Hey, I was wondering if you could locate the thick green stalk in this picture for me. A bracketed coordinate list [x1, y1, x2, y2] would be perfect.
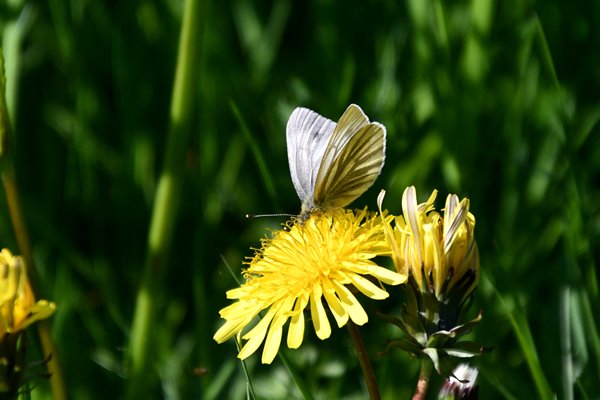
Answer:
[126, 0, 201, 396]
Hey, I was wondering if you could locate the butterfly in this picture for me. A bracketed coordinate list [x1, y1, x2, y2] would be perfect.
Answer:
[286, 104, 386, 219]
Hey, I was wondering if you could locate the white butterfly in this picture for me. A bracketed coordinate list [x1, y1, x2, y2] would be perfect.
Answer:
[286, 104, 387, 218]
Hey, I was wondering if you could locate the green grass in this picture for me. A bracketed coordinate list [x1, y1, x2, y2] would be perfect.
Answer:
[1, 0, 599, 398]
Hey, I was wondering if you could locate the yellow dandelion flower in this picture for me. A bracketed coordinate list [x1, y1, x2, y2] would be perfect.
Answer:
[379, 187, 478, 305]
[214, 209, 407, 364]
[400, 186, 478, 303]
[377, 187, 485, 374]
[0, 249, 56, 334]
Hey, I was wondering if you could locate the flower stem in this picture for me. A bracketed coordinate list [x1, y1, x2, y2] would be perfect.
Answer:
[126, 0, 201, 397]
[1, 49, 67, 400]
[347, 321, 380, 400]
[412, 358, 433, 400]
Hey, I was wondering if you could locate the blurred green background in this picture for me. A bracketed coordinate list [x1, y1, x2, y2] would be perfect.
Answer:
[1, 0, 599, 398]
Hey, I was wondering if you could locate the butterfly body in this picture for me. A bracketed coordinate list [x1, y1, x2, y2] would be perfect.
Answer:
[286, 104, 386, 220]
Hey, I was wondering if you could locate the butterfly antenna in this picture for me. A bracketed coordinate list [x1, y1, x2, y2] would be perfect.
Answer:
[246, 213, 294, 219]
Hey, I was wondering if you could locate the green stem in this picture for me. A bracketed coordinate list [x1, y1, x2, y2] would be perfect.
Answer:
[347, 321, 380, 400]
[126, 0, 201, 397]
[1, 49, 67, 400]
[278, 351, 315, 400]
[559, 284, 573, 400]
[412, 358, 432, 400]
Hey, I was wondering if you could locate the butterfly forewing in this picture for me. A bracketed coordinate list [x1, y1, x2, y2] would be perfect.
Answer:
[313, 108, 386, 210]
[314, 105, 369, 182]
[286, 107, 337, 207]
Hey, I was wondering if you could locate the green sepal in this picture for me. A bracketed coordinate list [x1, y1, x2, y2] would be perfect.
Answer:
[447, 311, 483, 337]
[381, 338, 423, 357]
[427, 311, 483, 348]
[444, 341, 493, 358]
[427, 330, 456, 348]
[376, 310, 407, 332]
[400, 305, 428, 346]
[423, 348, 440, 372]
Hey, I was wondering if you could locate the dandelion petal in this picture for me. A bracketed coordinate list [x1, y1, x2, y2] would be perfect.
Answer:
[238, 329, 268, 361]
[287, 310, 305, 349]
[349, 274, 390, 300]
[262, 324, 283, 364]
[310, 288, 331, 340]
[333, 281, 368, 325]
[237, 309, 276, 360]
[323, 281, 349, 327]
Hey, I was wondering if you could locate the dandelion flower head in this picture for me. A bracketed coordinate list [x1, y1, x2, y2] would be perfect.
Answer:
[379, 186, 479, 312]
[0, 249, 56, 334]
[214, 209, 407, 364]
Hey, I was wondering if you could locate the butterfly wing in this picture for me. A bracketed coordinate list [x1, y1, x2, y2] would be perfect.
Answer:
[313, 104, 386, 210]
[286, 107, 337, 208]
